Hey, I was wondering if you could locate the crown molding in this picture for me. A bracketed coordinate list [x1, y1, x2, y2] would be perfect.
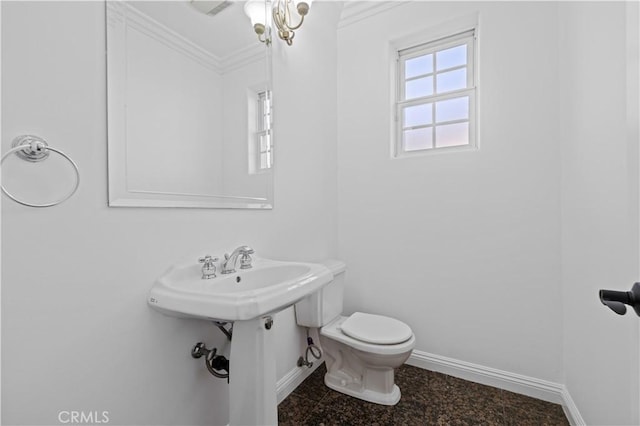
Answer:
[222, 43, 267, 74]
[339, 1, 409, 29]
[108, 2, 223, 73]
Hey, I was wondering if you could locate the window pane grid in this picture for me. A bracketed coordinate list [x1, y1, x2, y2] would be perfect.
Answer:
[400, 111, 470, 131]
[405, 72, 434, 82]
[400, 43, 469, 100]
[405, 49, 468, 99]
[256, 90, 273, 171]
[435, 118, 469, 127]
[395, 28, 475, 156]
[401, 63, 469, 100]
[400, 124, 470, 151]
[399, 85, 473, 103]
[402, 100, 470, 130]
[403, 65, 465, 85]
[434, 64, 466, 74]
[403, 124, 432, 130]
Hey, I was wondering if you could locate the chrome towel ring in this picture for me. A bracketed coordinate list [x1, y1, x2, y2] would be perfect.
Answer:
[1, 135, 80, 208]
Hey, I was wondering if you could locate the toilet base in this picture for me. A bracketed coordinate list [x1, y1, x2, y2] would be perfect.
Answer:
[324, 371, 401, 405]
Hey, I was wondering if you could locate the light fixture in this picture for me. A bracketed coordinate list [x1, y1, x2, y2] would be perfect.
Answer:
[244, 0, 313, 46]
[244, 0, 269, 44]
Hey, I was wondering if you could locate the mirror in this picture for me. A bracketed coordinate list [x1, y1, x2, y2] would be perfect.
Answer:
[106, 0, 273, 209]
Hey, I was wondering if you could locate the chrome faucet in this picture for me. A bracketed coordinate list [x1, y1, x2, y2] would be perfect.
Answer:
[221, 246, 254, 274]
[198, 255, 218, 279]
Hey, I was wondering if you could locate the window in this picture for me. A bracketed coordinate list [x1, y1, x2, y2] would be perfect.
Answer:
[249, 89, 272, 174]
[395, 29, 476, 156]
[256, 90, 273, 170]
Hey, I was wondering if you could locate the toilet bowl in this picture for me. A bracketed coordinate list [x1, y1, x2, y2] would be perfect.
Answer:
[295, 260, 415, 405]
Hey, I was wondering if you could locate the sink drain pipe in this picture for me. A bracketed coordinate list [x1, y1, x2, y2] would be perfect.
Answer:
[190, 323, 233, 381]
[191, 342, 230, 381]
[297, 328, 322, 368]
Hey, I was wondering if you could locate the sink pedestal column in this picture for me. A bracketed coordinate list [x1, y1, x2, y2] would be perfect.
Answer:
[229, 317, 277, 426]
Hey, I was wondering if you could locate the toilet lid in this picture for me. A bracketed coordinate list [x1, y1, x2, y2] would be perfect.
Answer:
[340, 312, 413, 345]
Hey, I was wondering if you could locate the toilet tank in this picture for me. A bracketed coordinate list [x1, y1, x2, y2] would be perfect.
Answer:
[295, 259, 346, 328]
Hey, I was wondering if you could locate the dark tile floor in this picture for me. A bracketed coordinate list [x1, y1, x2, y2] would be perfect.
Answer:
[278, 363, 569, 425]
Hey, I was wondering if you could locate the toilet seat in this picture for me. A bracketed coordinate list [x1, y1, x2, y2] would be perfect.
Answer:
[321, 315, 415, 356]
[341, 312, 413, 345]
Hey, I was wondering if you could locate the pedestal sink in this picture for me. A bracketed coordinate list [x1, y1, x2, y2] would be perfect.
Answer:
[148, 256, 333, 426]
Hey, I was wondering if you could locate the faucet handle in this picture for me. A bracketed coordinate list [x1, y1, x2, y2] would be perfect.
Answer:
[239, 252, 253, 269]
[199, 255, 218, 264]
[199, 255, 219, 279]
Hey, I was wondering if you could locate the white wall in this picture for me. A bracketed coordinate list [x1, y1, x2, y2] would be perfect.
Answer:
[337, 1, 563, 382]
[0, 1, 339, 425]
[123, 13, 224, 195]
[559, 2, 640, 424]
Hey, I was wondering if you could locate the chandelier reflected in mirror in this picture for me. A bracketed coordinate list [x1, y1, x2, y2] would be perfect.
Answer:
[244, 0, 313, 46]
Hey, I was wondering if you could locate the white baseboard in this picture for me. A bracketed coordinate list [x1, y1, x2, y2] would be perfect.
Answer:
[276, 357, 324, 404]
[407, 350, 585, 426]
[560, 386, 587, 426]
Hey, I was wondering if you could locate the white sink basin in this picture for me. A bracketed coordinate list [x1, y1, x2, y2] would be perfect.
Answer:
[148, 257, 333, 321]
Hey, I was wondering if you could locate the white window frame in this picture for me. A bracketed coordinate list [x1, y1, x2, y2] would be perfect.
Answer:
[256, 90, 273, 171]
[249, 89, 273, 174]
[393, 28, 477, 157]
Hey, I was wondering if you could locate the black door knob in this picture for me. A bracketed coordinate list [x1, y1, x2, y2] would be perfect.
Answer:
[599, 283, 640, 317]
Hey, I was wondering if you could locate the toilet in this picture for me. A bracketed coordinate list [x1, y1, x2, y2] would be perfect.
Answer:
[295, 260, 415, 406]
